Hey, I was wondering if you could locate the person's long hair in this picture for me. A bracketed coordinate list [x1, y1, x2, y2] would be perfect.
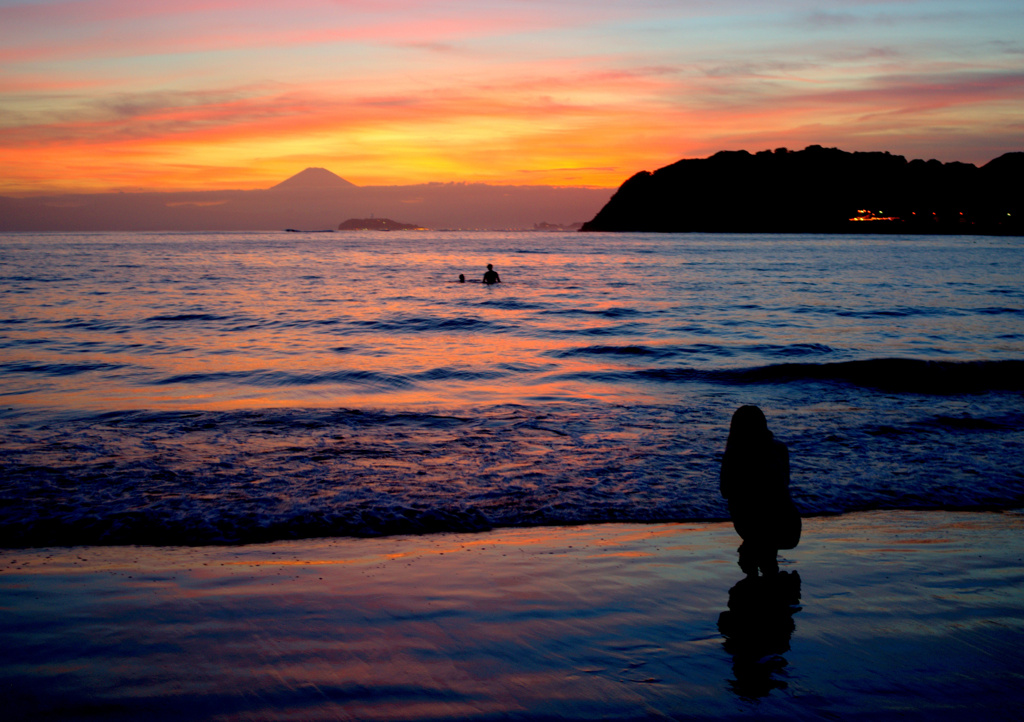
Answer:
[722, 405, 776, 502]
[724, 405, 773, 460]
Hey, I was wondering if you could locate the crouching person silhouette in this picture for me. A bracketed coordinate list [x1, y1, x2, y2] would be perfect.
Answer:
[720, 405, 801, 576]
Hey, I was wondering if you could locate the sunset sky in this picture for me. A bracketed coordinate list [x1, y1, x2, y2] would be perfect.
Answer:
[1, 0, 1022, 194]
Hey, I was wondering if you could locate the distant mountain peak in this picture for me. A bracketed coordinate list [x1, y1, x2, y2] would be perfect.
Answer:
[269, 167, 356, 190]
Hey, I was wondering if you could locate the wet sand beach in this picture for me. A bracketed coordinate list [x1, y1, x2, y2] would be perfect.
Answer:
[3, 510, 1023, 721]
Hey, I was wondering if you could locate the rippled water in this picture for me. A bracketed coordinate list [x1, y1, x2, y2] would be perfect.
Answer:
[2, 231, 1022, 546]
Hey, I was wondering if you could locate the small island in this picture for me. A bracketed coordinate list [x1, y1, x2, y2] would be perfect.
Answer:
[337, 218, 427, 231]
[580, 145, 1023, 235]
[534, 221, 584, 231]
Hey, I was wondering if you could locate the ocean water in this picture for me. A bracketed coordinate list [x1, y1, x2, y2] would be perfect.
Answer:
[1, 231, 1022, 547]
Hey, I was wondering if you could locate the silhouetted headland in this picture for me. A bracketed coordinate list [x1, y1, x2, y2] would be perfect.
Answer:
[580, 145, 1023, 235]
[337, 218, 426, 231]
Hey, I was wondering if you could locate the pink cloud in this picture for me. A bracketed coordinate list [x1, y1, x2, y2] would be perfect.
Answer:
[0, 1, 597, 65]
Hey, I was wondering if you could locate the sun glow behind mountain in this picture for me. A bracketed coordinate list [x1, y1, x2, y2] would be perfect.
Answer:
[1, 0, 1022, 195]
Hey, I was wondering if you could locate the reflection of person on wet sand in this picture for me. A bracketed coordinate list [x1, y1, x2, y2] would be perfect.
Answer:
[718, 571, 802, 698]
[483, 264, 501, 284]
[720, 405, 801, 576]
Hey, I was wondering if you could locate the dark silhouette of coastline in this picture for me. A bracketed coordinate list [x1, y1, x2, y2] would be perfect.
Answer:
[580, 145, 1023, 235]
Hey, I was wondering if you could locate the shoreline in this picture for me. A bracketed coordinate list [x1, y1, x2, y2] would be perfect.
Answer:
[3, 509, 1024, 720]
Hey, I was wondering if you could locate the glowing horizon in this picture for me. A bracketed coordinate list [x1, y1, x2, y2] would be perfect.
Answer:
[1, 0, 1022, 195]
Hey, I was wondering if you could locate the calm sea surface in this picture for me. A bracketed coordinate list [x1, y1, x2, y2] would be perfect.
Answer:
[2, 231, 1022, 546]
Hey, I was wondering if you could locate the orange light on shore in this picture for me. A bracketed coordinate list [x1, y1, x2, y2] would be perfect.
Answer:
[849, 209, 900, 222]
